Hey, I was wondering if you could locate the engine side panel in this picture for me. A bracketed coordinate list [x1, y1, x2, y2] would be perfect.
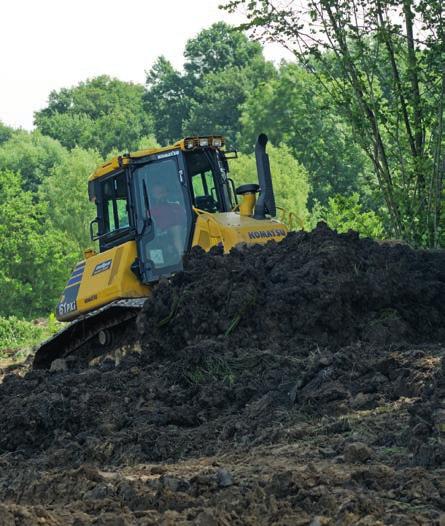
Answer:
[57, 240, 150, 321]
[192, 212, 288, 252]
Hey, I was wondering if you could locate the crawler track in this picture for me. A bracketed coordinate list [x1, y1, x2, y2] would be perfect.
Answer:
[33, 299, 146, 369]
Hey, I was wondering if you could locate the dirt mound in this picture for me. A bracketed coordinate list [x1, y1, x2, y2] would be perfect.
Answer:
[0, 224, 444, 524]
[137, 222, 445, 352]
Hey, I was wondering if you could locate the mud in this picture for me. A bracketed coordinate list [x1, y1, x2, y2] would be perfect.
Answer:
[0, 224, 444, 524]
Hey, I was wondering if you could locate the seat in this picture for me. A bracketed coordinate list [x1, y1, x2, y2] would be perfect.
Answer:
[195, 195, 218, 212]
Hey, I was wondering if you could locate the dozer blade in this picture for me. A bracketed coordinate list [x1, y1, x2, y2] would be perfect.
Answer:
[33, 298, 146, 370]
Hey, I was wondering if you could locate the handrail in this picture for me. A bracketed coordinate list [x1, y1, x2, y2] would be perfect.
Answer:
[276, 206, 304, 230]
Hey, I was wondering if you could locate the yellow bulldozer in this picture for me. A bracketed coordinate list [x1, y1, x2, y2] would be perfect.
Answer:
[34, 134, 288, 369]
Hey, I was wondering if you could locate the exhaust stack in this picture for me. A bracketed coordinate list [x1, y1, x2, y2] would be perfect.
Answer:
[254, 133, 276, 220]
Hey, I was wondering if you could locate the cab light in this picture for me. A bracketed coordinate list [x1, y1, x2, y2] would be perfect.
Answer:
[185, 139, 195, 149]
[213, 138, 222, 147]
[199, 137, 209, 147]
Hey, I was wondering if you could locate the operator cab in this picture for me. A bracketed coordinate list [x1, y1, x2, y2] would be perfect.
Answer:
[88, 136, 236, 284]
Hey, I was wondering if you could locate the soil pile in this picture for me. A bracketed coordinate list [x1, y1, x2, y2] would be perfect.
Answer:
[0, 224, 444, 525]
[139, 222, 445, 351]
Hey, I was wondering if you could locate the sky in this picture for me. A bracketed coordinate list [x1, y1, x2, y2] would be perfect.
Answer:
[0, 0, 291, 130]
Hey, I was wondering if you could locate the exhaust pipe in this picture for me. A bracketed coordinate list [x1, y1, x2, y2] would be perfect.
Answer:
[254, 133, 276, 219]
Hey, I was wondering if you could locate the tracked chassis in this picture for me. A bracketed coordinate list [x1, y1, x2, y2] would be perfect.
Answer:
[33, 299, 146, 370]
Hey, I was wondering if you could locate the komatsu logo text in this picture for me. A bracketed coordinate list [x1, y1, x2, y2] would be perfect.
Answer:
[248, 229, 286, 240]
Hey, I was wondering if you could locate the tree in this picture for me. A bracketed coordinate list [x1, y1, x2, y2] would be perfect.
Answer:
[0, 170, 79, 317]
[136, 134, 161, 151]
[144, 57, 191, 145]
[238, 62, 370, 204]
[0, 130, 68, 193]
[229, 143, 310, 226]
[39, 147, 102, 250]
[34, 76, 153, 156]
[184, 58, 275, 146]
[183, 21, 263, 78]
[0, 122, 13, 145]
[224, 0, 445, 247]
[145, 23, 272, 146]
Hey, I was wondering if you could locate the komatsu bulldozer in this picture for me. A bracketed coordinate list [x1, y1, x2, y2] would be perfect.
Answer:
[33, 134, 288, 369]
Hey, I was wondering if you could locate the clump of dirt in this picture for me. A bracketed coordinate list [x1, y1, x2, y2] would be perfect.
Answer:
[0, 224, 444, 525]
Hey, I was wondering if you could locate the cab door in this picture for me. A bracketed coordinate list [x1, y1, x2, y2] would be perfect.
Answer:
[131, 153, 193, 283]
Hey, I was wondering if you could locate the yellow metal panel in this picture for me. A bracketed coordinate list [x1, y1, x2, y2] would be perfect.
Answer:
[192, 211, 288, 253]
[129, 142, 184, 159]
[89, 157, 130, 181]
[57, 240, 150, 321]
[108, 246, 124, 285]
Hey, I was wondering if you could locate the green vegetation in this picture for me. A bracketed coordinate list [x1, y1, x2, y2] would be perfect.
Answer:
[184, 355, 235, 386]
[310, 194, 385, 239]
[238, 63, 369, 205]
[0, 315, 61, 359]
[224, 1, 445, 247]
[144, 22, 272, 147]
[0, 130, 67, 192]
[39, 147, 102, 250]
[34, 76, 153, 157]
[0, 15, 442, 329]
[0, 170, 79, 318]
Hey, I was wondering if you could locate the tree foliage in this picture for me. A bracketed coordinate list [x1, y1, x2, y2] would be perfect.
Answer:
[238, 63, 369, 204]
[34, 76, 153, 156]
[0, 170, 78, 317]
[0, 122, 13, 145]
[224, 0, 445, 247]
[184, 58, 275, 145]
[0, 130, 67, 193]
[145, 57, 190, 145]
[310, 193, 384, 238]
[39, 147, 102, 250]
[183, 21, 263, 78]
[144, 22, 272, 146]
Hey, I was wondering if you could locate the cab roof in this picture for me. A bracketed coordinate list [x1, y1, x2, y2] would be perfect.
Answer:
[88, 136, 225, 182]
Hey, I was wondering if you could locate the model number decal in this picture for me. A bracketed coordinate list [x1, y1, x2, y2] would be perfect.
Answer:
[248, 229, 287, 240]
[58, 300, 77, 316]
[92, 259, 112, 275]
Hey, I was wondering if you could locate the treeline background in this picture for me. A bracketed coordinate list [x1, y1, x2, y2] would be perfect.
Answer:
[0, 20, 442, 332]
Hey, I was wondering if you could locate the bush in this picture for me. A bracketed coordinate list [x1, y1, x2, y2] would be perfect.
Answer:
[0, 315, 61, 356]
[309, 193, 385, 239]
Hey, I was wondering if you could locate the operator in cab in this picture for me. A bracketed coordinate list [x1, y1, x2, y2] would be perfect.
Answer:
[147, 177, 187, 268]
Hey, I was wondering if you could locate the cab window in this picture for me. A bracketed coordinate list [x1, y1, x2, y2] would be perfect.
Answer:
[186, 150, 221, 213]
[102, 172, 129, 233]
[191, 170, 219, 212]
